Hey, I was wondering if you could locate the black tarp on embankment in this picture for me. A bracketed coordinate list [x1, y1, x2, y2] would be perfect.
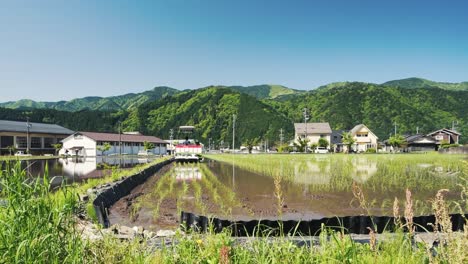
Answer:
[181, 211, 468, 236]
[93, 159, 173, 227]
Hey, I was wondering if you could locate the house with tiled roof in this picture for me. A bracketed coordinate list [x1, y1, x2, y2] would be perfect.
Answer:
[294, 123, 332, 148]
[60, 131, 168, 157]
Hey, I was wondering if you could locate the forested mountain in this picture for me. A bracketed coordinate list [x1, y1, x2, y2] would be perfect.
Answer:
[226, 84, 303, 99]
[383, 78, 468, 91]
[0, 108, 126, 132]
[1, 79, 467, 145]
[0, 86, 179, 111]
[122, 87, 294, 147]
[266, 82, 468, 141]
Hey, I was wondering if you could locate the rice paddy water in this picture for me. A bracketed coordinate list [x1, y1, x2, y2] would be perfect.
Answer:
[109, 153, 468, 230]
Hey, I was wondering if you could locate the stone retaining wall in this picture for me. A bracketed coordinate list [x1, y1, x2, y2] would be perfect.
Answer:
[93, 159, 173, 227]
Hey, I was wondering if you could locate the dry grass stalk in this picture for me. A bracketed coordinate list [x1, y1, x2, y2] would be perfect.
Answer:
[404, 189, 414, 236]
[352, 181, 367, 212]
[432, 189, 451, 234]
[393, 197, 401, 227]
[273, 175, 284, 217]
[219, 245, 231, 264]
[367, 227, 377, 251]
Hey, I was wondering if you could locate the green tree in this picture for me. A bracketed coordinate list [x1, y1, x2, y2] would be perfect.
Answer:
[318, 138, 329, 148]
[388, 134, 406, 152]
[243, 137, 259, 154]
[97, 142, 112, 156]
[294, 137, 309, 153]
[144, 141, 155, 151]
[52, 143, 62, 156]
[6, 145, 16, 156]
[310, 143, 318, 152]
[342, 132, 355, 153]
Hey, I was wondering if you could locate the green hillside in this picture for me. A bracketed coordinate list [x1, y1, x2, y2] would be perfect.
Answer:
[0, 86, 179, 111]
[122, 87, 294, 147]
[383, 77, 468, 91]
[267, 82, 468, 141]
[1, 81, 466, 145]
[226, 84, 304, 99]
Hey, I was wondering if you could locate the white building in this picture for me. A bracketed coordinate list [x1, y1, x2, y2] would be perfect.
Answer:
[60, 131, 168, 157]
[348, 124, 379, 152]
[294, 123, 332, 148]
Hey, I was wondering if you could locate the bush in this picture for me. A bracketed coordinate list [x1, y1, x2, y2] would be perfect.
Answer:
[366, 148, 377, 153]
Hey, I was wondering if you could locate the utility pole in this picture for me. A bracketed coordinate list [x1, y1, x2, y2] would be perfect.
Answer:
[169, 128, 174, 155]
[118, 121, 122, 156]
[303, 108, 310, 153]
[232, 114, 236, 152]
[394, 121, 397, 136]
[452, 120, 458, 131]
[416, 126, 419, 134]
[26, 117, 31, 154]
[208, 138, 212, 152]
[279, 128, 284, 146]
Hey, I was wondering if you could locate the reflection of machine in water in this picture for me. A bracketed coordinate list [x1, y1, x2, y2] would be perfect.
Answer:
[174, 166, 202, 181]
[174, 126, 204, 163]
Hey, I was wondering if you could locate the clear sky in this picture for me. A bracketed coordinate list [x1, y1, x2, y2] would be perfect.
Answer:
[1, 0, 467, 101]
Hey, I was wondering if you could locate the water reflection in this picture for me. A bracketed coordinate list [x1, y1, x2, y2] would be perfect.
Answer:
[173, 166, 202, 181]
[0, 157, 156, 187]
[293, 158, 331, 185]
[350, 157, 378, 183]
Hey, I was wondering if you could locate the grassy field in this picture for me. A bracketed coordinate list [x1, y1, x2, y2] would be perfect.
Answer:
[1, 156, 467, 263]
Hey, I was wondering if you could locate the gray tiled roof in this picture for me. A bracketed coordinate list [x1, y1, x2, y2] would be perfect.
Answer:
[294, 123, 332, 134]
[0, 120, 74, 135]
[78, 131, 168, 144]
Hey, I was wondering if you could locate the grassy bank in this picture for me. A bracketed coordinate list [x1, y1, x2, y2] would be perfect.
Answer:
[1, 159, 467, 263]
[0, 155, 59, 161]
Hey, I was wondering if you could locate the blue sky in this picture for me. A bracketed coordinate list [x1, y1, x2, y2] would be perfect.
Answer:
[1, 0, 467, 101]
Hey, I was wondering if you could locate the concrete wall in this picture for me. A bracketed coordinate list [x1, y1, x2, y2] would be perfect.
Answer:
[438, 146, 468, 154]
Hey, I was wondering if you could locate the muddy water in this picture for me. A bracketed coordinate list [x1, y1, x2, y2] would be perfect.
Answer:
[108, 157, 465, 231]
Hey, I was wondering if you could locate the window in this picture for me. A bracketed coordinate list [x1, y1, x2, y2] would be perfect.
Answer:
[31, 137, 41, 148]
[320, 134, 325, 138]
[44, 138, 55, 148]
[16, 137, 27, 148]
[1, 136, 14, 148]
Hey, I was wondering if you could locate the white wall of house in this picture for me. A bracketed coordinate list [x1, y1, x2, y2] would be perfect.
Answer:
[61, 134, 167, 156]
[294, 133, 332, 148]
[60, 135, 97, 157]
[351, 126, 378, 152]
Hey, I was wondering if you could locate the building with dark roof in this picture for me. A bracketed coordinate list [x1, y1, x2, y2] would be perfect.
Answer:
[60, 131, 168, 157]
[403, 134, 437, 152]
[0, 119, 74, 155]
[427, 128, 461, 145]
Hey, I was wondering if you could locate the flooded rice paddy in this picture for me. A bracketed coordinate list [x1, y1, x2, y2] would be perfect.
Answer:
[109, 154, 468, 231]
[0, 156, 157, 188]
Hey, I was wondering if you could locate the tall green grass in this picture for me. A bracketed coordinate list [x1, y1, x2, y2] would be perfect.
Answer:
[0, 161, 84, 263]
